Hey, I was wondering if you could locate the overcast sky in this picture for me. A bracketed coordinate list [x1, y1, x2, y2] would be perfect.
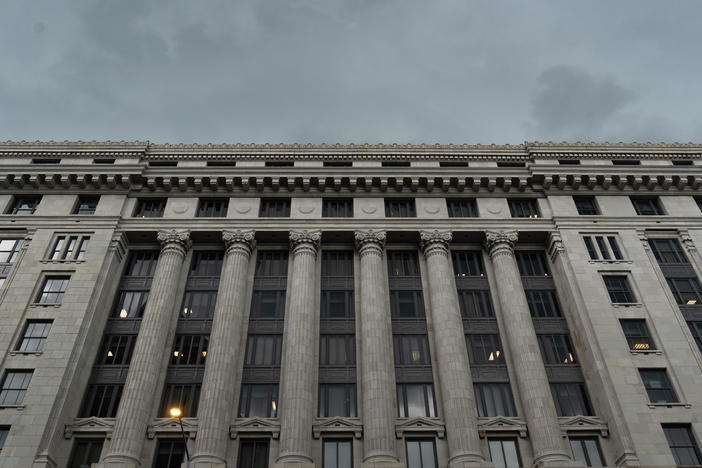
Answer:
[1, 1, 700, 144]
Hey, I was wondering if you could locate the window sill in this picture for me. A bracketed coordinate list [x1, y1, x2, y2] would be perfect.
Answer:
[630, 350, 662, 355]
[0, 405, 25, 411]
[29, 303, 61, 308]
[39, 260, 85, 264]
[648, 402, 691, 409]
[612, 303, 643, 308]
[9, 351, 43, 356]
[588, 260, 632, 264]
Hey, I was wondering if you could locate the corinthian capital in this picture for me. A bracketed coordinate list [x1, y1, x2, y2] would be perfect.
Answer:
[157, 230, 192, 252]
[420, 230, 452, 256]
[289, 230, 321, 253]
[484, 230, 518, 254]
[223, 230, 256, 254]
[354, 230, 386, 251]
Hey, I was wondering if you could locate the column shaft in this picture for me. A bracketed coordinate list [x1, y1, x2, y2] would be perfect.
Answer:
[420, 231, 485, 468]
[355, 231, 400, 467]
[191, 231, 255, 468]
[102, 230, 191, 468]
[485, 231, 570, 467]
[276, 231, 321, 467]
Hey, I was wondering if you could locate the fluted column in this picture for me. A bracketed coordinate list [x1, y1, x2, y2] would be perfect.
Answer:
[100, 230, 191, 468]
[484, 231, 571, 468]
[191, 230, 256, 468]
[355, 231, 402, 468]
[420, 231, 486, 468]
[275, 230, 321, 468]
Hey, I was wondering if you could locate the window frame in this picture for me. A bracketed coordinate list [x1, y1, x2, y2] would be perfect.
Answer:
[446, 198, 478, 218]
[487, 437, 522, 468]
[639, 369, 679, 404]
[79, 383, 124, 417]
[602, 275, 637, 304]
[620, 319, 656, 351]
[7, 195, 42, 215]
[466, 334, 504, 365]
[239, 384, 279, 418]
[35, 275, 71, 304]
[196, 198, 229, 217]
[508, 198, 540, 218]
[631, 196, 664, 215]
[73, 196, 100, 215]
[569, 436, 606, 467]
[15, 320, 53, 353]
[384, 198, 417, 218]
[237, 439, 270, 468]
[474, 383, 517, 417]
[0, 370, 33, 406]
[259, 198, 291, 217]
[574, 196, 600, 215]
[323, 439, 353, 468]
[152, 438, 185, 468]
[662, 424, 702, 466]
[47, 234, 91, 261]
[133, 198, 166, 218]
[322, 198, 354, 218]
[405, 438, 438, 468]
[67, 437, 104, 468]
[583, 235, 624, 261]
[550, 382, 594, 417]
[318, 383, 357, 418]
[396, 383, 437, 418]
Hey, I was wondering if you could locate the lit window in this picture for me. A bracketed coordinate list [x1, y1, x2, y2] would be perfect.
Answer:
[666, 277, 702, 305]
[160, 383, 201, 417]
[467, 334, 504, 365]
[538, 334, 576, 364]
[620, 320, 655, 351]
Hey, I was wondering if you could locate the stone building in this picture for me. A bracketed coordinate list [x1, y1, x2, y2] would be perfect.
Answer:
[0, 141, 702, 468]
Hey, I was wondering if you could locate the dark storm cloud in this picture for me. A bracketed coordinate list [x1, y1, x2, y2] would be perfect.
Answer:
[0, 0, 700, 143]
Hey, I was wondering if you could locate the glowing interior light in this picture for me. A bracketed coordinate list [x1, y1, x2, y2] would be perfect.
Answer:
[107, 351, 113, 357]
[488, 352, 495, 361]
[271, 401, 277, 411]
[201, 351, 207, 357]
[495, 350, 501, 358]
[634, 343, 650, 350]
[173, 351, 180, 357]
[119, 309, 128, 318]
[411, 351, 421, 361]
[687, 299, 697, 305]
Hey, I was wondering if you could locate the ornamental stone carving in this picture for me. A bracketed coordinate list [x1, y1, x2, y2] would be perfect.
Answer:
[223, 230, 256, 254]
[354, 230, 386, 253]
[484, 230, 518, 256]
[420, 230, 452, 257]
[289, 230, 321, 253]
[157, 230, 191, 253]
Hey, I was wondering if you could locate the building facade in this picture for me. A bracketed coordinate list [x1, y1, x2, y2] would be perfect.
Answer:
[0, 141, 701, 468]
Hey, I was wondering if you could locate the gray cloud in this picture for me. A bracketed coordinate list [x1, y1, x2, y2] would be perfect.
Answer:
[0, 0, 700, 143]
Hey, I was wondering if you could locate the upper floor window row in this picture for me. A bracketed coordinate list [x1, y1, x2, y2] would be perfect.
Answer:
[7, 196, 42, 215]
[583, 235, 623, 261]
[74, 196, 99, 215]
[508, 199, 539, 218]
[648, 238, 688, 264]
[574, 196, 599, 215]
[631, 196, 664, 215]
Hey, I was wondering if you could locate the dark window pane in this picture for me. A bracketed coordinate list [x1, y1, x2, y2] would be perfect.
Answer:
[508, 199, 539, 218]
[631, 196, 663, 215]
[196, 198, 228, 217]
[385, 199, 416, 217]
[603, 276, 635, 303]
[68, 438, 104, 468]
[36, 276, 70, 304]
[394, 335, 431, 365]
[525, 290, 561, 317]
[320, 335, 355, 365]
[245, 335, 282, 366]
[321, 291, 354, 318]
[80, 384, 123, 417]
[190, 251, 224, 276]
[8, 196, 42, 214]
[172, 335, 209, 365]
[452, 251, 485, 276]
[239, 384, 278, 418]
[238, 440, 270, 468]
[133, 198, 166, 218]
[583, 237, 598, 260]
[640, 369, 678, 403]
[111, 290, 149, 319]
[255, 251, 288, 276]
[390, 290, 425, 318]
[688, 321, 702, 354]
[322, 251, 354, 276]
[515, 251, 550, 276]
[181, 291, 219, 319]
[323, 199, 354, 217]
[570, 437, 605, 467]
[16, 320, 52, 352]
[406, 440, 437, 468]
[663, 425, 702, 466]
[620, 320, 655, 351]
[388, 251, 421, 277]
[259, 199, 291, 217]
[96, 334, 137, 365]
[550, 383, 593, 416]
[456, 290, 494, 318]
[648, 239, 688, 264]
[666, 277, 702, 305]
[251, 290, 286, 318]
[467, 334, 504, 365]
[574, 197, 599, 215]
[160, 383, 201, 417]
[74, 196, 99, 215]
[537, 334, 576, 364]
[488, 438, 521, 468]
[319, 384, 356, 417]
[153, 439, 185, 468]
[446, 199, 478, 217]
[397, 384, 436, 418]
[474, 383, 517, 417]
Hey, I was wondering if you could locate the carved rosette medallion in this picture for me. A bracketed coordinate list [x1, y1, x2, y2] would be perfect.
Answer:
[484, 230, 518, 258]
[223, 230, 256, 257]
[289, 230, 321, 256]
[354, 230, 386, 256]
[157, 230, 192, 255]
[420, 230, 452, 257]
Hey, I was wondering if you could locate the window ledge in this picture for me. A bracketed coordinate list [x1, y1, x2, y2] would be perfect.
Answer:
[147, 417, 198, 439]
[0, 405, 25, 411]
[478, 416, 528, 438]
[9, 351, 43, 356]
[313, 417, 362, 439]
[29, 303, 61, 308]
[395, 417, 446, 439]
[231, 417, 280, 439]
[648, 402, 691, 409]
[630, 350, 662, 355]
[612, 303, 643, 308]
[588, 260, 632, 264]
[65, 417, 115, 438]
[39, 260, 85, 264]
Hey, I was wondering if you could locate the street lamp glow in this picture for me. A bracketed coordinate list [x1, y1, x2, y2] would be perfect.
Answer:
[169, 407, 182, 418]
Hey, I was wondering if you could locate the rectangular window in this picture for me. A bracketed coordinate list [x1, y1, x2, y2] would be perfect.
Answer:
[620, 320, 655, 351]
[96, 334, 137, 365]
[388, 251, 421, 277]
[181, 291, 218, 319]
[474, 383, 517, 417]
[265, 161, 294, 167]
[0, 426, 7, 452]
[640, 369, 678, 403]
[569, 437, 605, 467]
[93, 158, 115, 164]
[206, 160, 236, 167]
[323, 161, 352, 167]
[49, 235, 90, 261]
[558, 159, 580, 165]
[689, 321, 702, 354]
[452, 251, 485, 276]
[390, 290, 425, 318]
[446, 198, 478, 217]
[172, 335, 209, 365]
[111, 290, 149, 319]
[8, 196, 41, 214]
[397, 383, 436, 418]
[550, 383, 593, 416]
[673, 160, 693, 166]
[696, 196, 702, 213]
[394, 335, 431, 365]
[36, 276, 70, 304]
[133, 198, 166, 218]
[245, 335, 282, 366]
[663, 424, 702, 466]
[191, 251, 224, 277]
[467, 334, 504, 365]
[153, 439, 185, 468]
[385, 199, 416, 217]
[74, 196, 99, 215]
[497, 161, 525, 168]
[525, 290, 562, 317]
[456, 290, 494, 317]
[648, 238, 688, 264]
[160, 383, 201, 417]
[406, 439, 437, 468]
[16, 320, 52, 352]
[631, 196, 664, 215]
[259, 198, 291, 217]
[439, 161, 468, 167]
[508, 199, 539, 218]
[67, 438, 104, 468]
[538, 335, 576, 364]
[319, 384, 357, 417]
[320, 290, 354, 318]
[255, 251, 288, 276]
[0, 370, 32, 406]
[237, 439, 269, 468]
[666, 277, 702, 305]
[80, 384, 123, 417]
[583, 235, 623, 261]
[148, 161, 178, 167]
[574, 196, 599, 215]
[382, 161, 410, 167]
[322, 250, 353, 277]
[488, 438, 522, 468]
[125, 251, 159, 277]
[239, 384, 278, 417]
[197, 198, 228, 217]
[250, 290, 286, 318]
[515, 251, 550, 276]
[32, 158, 61, 164]
[0, 239, 23, 264]
[323, 439, 353, 468]
[603, 275, 636, 303]
[320, 335, 355, 365]
[612, 159, 640, 165]
[323, 199, 353, 217]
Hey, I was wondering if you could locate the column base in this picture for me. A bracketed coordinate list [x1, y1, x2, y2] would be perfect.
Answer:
[273, 462, 315, 468]
[360, 462, 405, 468]
[186, 461, 227, 468]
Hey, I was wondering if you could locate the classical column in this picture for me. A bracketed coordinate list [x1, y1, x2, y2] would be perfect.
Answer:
[275, 230, 321, 467]
[100, 230, 191, 468]
[191, 230, 256, 468]
[355, 231, 402, 468]
[420, 230, 486, 468]
[484, 231, 571, 468]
